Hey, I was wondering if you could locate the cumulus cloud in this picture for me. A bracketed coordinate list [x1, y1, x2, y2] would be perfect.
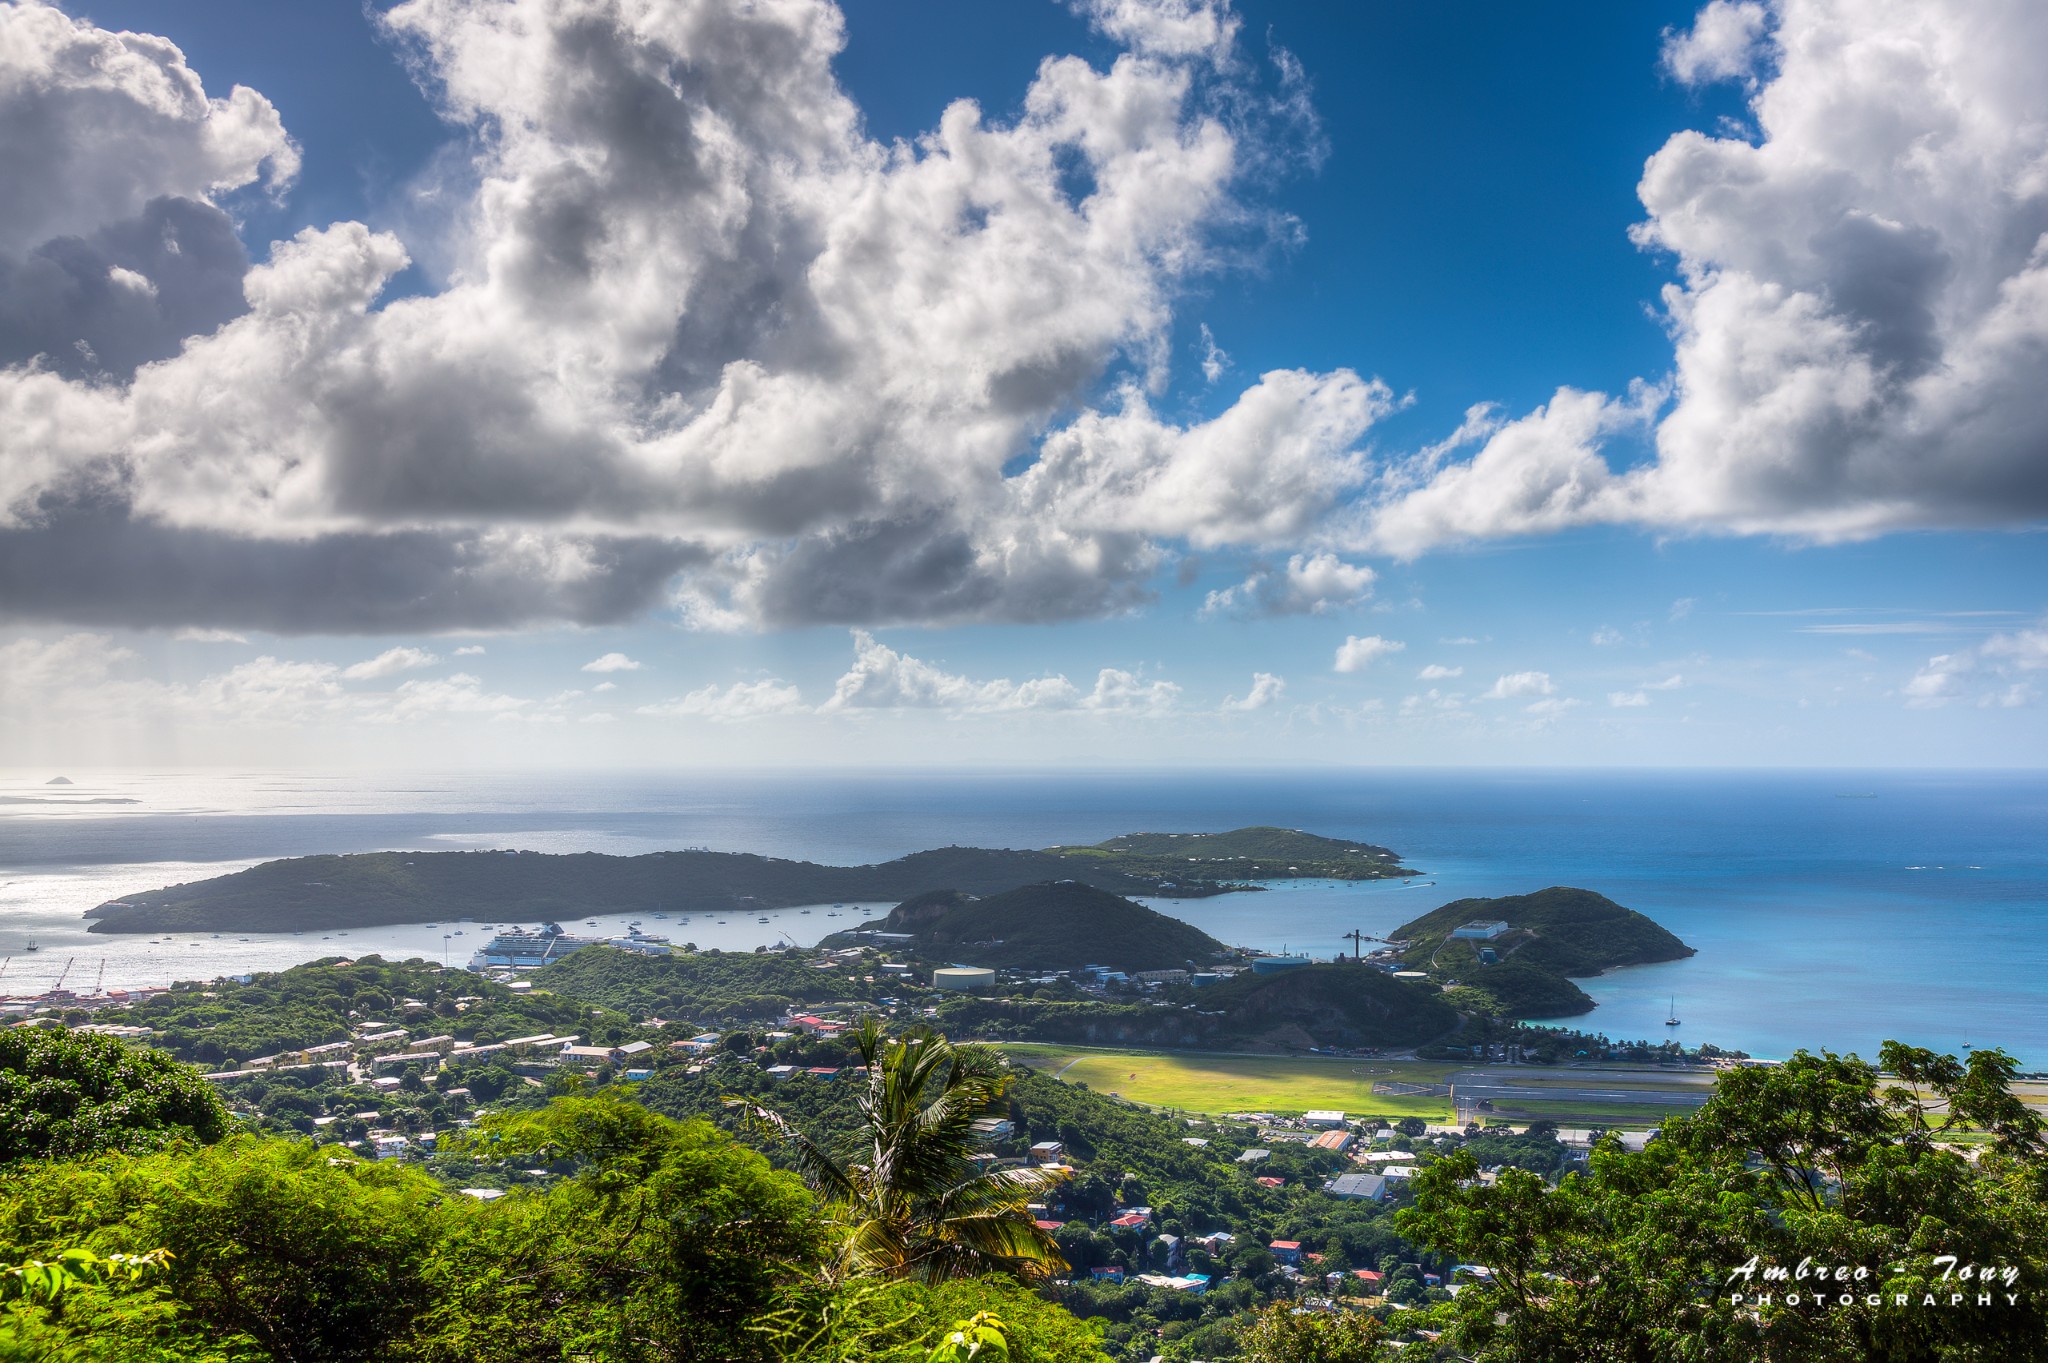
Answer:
[1416, 663, 1462, 680]
[1662, 0, 1769, 85]
[1200, 551, 1374, 619]
[1333, 634, 1402, 673]
[1484, 670, 1555, 700]
[1608, 690, 1651, 708]
[0, 0, 1388, 633]
[0, 632, 533, 728]
[581, 652, 642, 673]
[1591, 626, 1625, 647]
[1221, 671, 1285, 711]
[820, 630, 1177, 713]
[1361, 0, 2048, 554]
[639, 679, 807, 721]
[1905, 619, 2047, 707]
[452, 644, 486, 656]
[342, 646, 438, 680]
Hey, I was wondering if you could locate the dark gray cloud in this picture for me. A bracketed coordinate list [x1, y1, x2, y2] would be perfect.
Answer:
[0, 495, 704, 634]
[0, 196, 249, 380]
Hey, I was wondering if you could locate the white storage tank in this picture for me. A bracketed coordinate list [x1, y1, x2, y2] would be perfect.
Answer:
[932, 966, 997, 991]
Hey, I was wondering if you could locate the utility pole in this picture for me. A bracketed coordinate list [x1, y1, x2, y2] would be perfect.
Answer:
[1343, 929, 1366, 963]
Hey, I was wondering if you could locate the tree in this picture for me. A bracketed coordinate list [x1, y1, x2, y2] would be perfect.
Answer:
[0, 1028, 228, 1164]
[1399, 1043, 2048, 1362]
[1233, 1301, 1387, 1363]
[736, 1020, 1065, 1284]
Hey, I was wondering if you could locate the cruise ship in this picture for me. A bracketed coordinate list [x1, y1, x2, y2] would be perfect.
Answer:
[466, 921, 672, 970]
[468, 922, 597, 969]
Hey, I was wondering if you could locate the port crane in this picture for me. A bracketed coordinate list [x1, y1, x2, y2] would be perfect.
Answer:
[92, 958, 106, 997]
[51, 956, 75, 992]
[1341, 929, 1405, 963]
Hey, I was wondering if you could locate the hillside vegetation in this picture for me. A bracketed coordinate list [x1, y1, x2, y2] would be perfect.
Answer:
[1046, 826, 1415, 882]
[84, 844, 1220, 934]
[1395, 887, 1693, 1020]
[842, 882, 1230, 973]
[535, 944, 915, 1022]
[939, 962, 1457, 1052]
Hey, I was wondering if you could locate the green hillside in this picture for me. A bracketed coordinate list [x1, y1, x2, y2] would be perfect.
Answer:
[935, 961, 1457, 1051]
[82, 843, 1225, 934]
[1393, 886, 1694, 1020]
[1046, 825, 1415, 882]
[847, 882, 1230, 972]
[1395, 886, 1694, 975]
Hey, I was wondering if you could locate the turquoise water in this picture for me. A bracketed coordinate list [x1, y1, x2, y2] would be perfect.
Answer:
[2, 768, 2043, 1064]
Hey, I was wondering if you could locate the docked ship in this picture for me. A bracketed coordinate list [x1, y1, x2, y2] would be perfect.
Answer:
[467, 922, 602, 970]
[466, 921, 672, 971]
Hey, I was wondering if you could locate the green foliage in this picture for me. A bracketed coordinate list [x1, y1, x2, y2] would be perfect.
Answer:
[127, 955, 615, 1066]
[1176, 965, 1459, 1049]
[536, 945, 908, 1023]
[756, 1277, 1108, 1363]
[858, 883, 1228, 973]
[738, 1020, 1065, 1284]
[1439, 960, 1595, 1019]
[1232, 1300, 1387, 1362]
[1395, 886, 1694, 978]
[88, 845, 1187, 935]
[1044, 827, 1413, 883]
[0, 1028, 228, 1163]
[1398, 1042, 2048, 1362]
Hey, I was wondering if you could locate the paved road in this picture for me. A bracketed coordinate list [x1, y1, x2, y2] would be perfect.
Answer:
[1453, 1082, 1711, 1108]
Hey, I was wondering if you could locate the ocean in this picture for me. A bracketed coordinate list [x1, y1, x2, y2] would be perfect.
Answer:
[2, 767, 2044, 1065]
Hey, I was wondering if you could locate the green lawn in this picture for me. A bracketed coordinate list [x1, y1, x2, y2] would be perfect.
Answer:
[998, 1044, 1461, 1120]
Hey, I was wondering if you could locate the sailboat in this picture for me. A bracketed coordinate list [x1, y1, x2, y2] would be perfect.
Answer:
[1664, 995, 1681, 1026]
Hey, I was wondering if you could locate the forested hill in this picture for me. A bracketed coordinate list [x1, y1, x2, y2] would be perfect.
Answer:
[1044, 825, 1416, 881]
[83, 844, 1225, 934]
[835, 882, 1231, 972]
[1393, 886, 1694, 977]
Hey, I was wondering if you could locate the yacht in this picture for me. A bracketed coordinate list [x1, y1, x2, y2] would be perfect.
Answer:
[1665, 996, 1681, 1027]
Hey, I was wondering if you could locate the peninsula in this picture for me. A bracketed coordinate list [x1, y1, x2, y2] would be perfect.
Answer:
[1393, 886, 1697, 1019]
[84, 826, 1413, 934]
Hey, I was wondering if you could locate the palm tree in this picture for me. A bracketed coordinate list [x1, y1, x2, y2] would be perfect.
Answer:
[732, 1019, 1065, 1283]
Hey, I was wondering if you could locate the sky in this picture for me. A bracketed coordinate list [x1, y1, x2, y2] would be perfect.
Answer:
[0, 0, 2044, 769]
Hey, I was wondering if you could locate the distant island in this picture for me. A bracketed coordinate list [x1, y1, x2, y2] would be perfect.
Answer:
[83, 826, 1410, 934]
[1045, 825, 1416, 883]
[1392, 886, 1696, 1019]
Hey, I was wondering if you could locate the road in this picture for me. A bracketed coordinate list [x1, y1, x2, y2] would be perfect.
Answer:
[1448, 1065, 1717, 1113]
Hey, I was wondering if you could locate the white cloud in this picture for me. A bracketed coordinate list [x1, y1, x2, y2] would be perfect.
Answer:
[581, 652, 642, 674]
[1416, 663, 1462, 680]
[342, 646, 438, 680]
[639, 679, 808, 721]
[1525, 697, 1581, 721]
[1669, 598, 1696, 622]
[592, 680, 617, 693]
[0, 633, 534, 728]
[1609, 690, 1651, 708]
[1333, 634, 1403, 673]
[452, 644, 487, 656]
[1908, 620, 2048, 708]
[1198, 323, 1230, 384]
[173, 628, 248, 644]
[1440, 636, 1481, 646]
[1360, 0, 2048, 554]
[1222, 671, 1285, 711]
[1647, 674, 1685, 690]
[0, 0, 1384, 634]
[1484, 670, 1555, 700]
[1591, 626, 1625, 647]
[820, 630, 1177, 714]
[1662, 0, 1769, 86]
[1201, 551, 1375, 619]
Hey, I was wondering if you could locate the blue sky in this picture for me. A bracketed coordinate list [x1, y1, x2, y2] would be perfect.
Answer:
[1, 0, 2043, 768]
